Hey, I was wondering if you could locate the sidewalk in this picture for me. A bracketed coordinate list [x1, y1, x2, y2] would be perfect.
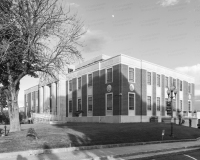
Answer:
[0, 139, 200, 160]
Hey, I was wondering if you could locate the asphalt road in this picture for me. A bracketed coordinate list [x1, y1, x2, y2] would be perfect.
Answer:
[135, 149, 200, 160]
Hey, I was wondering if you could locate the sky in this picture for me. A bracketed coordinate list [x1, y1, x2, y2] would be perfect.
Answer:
[19, 0, 200, 109]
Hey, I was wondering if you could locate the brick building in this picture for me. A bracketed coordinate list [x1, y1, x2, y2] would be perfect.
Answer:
[24, 54, 195, 123]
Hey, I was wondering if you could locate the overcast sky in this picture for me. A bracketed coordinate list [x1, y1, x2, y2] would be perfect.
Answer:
[19, 0, 200, 109]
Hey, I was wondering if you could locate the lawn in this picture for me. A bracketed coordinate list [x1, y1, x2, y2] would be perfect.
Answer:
[0, 122, 200, 153]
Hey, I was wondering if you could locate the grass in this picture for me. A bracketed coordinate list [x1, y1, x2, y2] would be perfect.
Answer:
[0, 122, 200, 153]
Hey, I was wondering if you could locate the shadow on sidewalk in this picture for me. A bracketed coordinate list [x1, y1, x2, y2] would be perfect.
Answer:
[16, 155, 27, 160]
[36, 143, 60, 160]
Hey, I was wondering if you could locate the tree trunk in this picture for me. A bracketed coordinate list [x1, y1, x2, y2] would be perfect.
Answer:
[8, 87, 21, 132]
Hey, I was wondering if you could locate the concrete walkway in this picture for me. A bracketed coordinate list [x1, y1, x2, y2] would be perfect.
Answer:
[0, 140, 200, 160]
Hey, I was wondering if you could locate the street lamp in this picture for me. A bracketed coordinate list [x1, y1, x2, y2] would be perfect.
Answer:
[167, 86, 177, 137]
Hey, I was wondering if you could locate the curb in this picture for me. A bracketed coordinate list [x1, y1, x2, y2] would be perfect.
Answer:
[0, 138, 200, 158]
[87, 145, 200, 160]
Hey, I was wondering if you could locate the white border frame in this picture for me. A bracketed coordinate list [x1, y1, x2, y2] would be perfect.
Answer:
[105, 93, 113, 112]
[128, 92, 135, 111]
[156, 74, 161, 87]
[128, 67, 135, 83]
[87, 95, 93, 113]
[105, 67, 113, 84]
[147, 71, 152, 85]
[147, 96, 152, 111]
[68, 99, 73, 114]
[87, 73, 93, 87]
[78, 77, 82, 90]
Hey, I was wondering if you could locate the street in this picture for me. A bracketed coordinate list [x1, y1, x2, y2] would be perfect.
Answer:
[135, 149, 200, 160]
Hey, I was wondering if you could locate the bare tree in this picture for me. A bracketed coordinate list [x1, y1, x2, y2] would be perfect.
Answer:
[0, 0, 85, 132]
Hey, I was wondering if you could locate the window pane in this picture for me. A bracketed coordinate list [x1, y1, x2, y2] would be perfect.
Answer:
[129, 68, 134, 82]
[69, 80, 72, 91]
[78, 99, 81, 110]
[173, 99, 176, 111]
[180, 100, 182, 111]
[173, 79, 176, 87]
[147, 72, 151, 85]
[157, 75, 160, 87]
[88, 97, 93, 111]
[88, 74, 92, 86]
[107, 94, 112, 110]
[157, 97, 160, 111]
[129, 94, 134, 110]
[188, 101, 191, 111]
[180, 81, 182, 91]
[188, 84, 191, 93]
[107, 68, 112, 83]
[165, 77, 168, 88]
[78, 77, 81, 89]
[147, 96, 151, 110]
[69, 101, 72, 113]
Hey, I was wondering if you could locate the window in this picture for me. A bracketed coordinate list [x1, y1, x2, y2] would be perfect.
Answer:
[129, 68, 134, 82]
[88, 74, 93, 87]
[173, 99, 176, 111]
[147, 96, 151, 110]
[78, 77, 81, 90]
[157, 97, 160, 111]
[147, 72, 151, 85]
[69, 100, 72, 113]
[107, 68, 112, 83]
[35, 91, 38, 106]
[165, 98, 168, 111]
[157, 74, 160, 87]
[188, 101, 191, 111]
[188, 83, 191, 93]
[165, 77, 168, 88]
[69, 80, 72, 91]
[88, 96, 93, 112]
[78, 99, 82, 110]
[68, 68, 73, 73]
[129, 93, 135, 110]
[180, 81, 182, 91]
[173, 79, 176, 87]
[106, 94, 113, 110]
[180, 100, 182, 111]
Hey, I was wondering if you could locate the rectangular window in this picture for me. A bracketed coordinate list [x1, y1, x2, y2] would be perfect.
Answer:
[173, 79, 176, 87]
[157, 74, 160, 87]
[68, 68, 73, 73]
[78, 99, 82, 110]
[106, 94, 113, 110]
[173, 99, 176, 111]
[147, 72, 151, 85]
[69, 100, 72, 113]
[35, 91, 38, 107]
[165, 98, 168, 111]
[188, 83, 191, 93]
[188, 101, 191, 111]
[88, 96, 93, 112]
[107, 68, 112, 83]
[129, 68, 134, 82]
[180, 100, 182, 111]
[165, 77, 168, 88]
[147, 96, 151, 110]
[129, 93, 135, 110]
[157, 97, 160, 111]
[88, 74, 93, 87]
[78, 77, 81, 90]
[69, 80, 72, 91]
[180, 81, 182, 91]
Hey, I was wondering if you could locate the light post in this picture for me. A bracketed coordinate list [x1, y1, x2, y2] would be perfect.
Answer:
[167, 86, 177, 137]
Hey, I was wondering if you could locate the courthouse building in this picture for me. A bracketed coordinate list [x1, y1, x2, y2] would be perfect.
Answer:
[24, 54, 195, 123]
